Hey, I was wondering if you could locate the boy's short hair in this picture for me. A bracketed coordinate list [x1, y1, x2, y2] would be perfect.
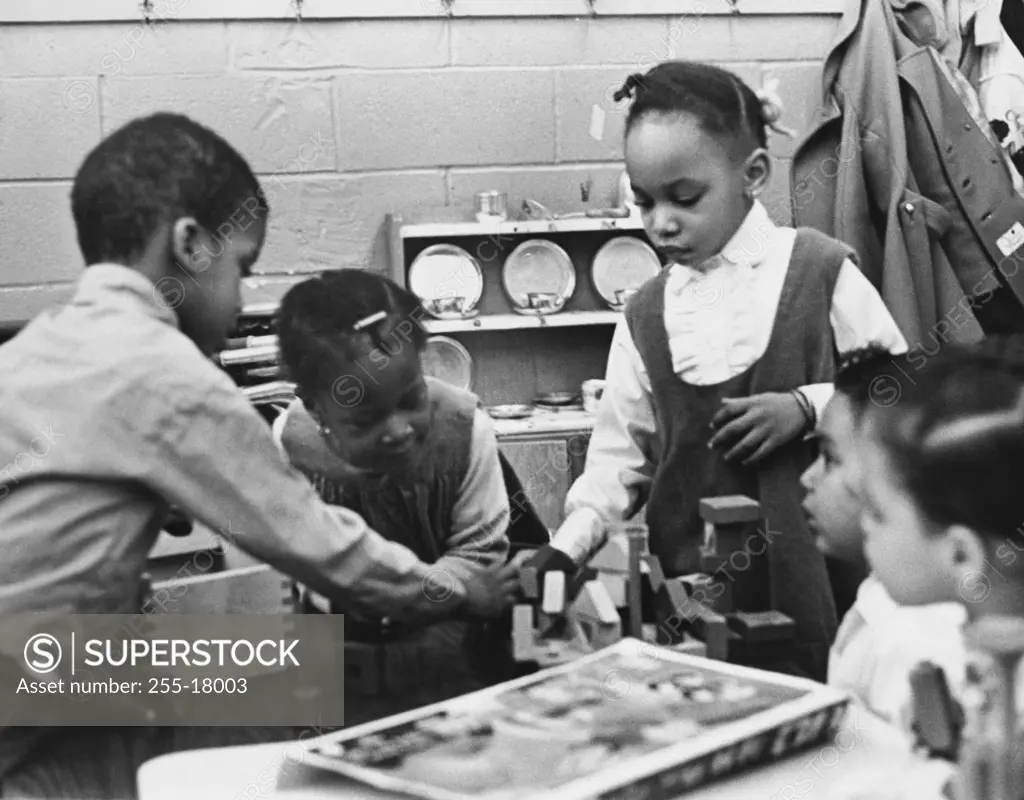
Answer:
[70, 112, 267, 265]
[867, 336, 1024, 546]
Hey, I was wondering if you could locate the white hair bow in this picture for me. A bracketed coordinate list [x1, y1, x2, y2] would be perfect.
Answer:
[755, 77, 796, 138]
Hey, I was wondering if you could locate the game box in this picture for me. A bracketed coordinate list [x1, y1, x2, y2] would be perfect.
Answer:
[303, 638, 850, 800]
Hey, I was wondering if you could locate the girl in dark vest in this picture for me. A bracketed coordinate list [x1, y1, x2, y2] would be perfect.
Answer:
[273, 269, 514, 725]
[529, 61, 906, 681]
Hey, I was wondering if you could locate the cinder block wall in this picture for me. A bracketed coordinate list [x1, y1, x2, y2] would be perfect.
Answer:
[0, 11, 838, 325]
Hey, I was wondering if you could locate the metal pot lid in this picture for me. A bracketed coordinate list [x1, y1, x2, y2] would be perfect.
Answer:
[421, 336, 473, 391]
[502, 239, 575, 313]
[591, 237, 661, 310]
[408, 244, 484, 319]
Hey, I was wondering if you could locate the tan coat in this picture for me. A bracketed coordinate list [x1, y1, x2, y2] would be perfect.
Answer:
[792, 0, 1024, 346]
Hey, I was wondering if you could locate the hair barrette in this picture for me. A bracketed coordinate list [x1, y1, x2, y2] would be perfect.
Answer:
[352, 310, 387, 331]
[756, 78, 796, 138]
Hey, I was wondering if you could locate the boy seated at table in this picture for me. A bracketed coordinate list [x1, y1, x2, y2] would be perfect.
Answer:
[0, 113, 516, 795]
[272, 269, 512, 725]
[800, 345, 966, 733]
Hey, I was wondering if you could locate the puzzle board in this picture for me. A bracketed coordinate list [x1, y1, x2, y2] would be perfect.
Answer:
[303, 639, 849, 800]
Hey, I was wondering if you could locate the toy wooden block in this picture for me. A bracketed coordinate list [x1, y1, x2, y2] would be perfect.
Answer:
[589, 533, 631, 573]
[698, 496, 762, 525]
[726, 611, 796, 643]
[679, 573, 713, 597]
[651, 577, 691, 645]
[700, 496, 762, 557]
[909, 661, 963, 762]
[641, 553, 667, 592]
[626, 527, 645, 639]
[344, 642, 384, 695]
[519, 567, 539, 600]
[597, 571, 627, 607]
[512, 605, 536, 662]
[573, 580, 621, 649]
[694, 555, 734, 614]
[657, 579, 731, 661]
[668, 636, 708, 658]
[542, 571, 566, 614]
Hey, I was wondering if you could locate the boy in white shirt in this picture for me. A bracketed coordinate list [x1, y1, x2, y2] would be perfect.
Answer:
[800, 346, 966, 731]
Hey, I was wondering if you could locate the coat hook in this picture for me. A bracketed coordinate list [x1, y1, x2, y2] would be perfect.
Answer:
[441, 0, 455, 15]
[726, 0, 741, 13]
[586, 0, 597, 15]
[139, 0, 154, 25]
[291, 0, 303, 21]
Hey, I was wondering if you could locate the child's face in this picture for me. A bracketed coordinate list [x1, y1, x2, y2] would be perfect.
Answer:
[308, 328, 432, 478]
[173, 215, 265, 356]
[800, 394, 866, 567]
[856, 414, 961, 606]
[624, 112, 768, 268]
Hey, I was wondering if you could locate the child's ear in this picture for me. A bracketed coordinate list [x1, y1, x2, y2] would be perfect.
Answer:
[170, 217, 211, 278]
[743, 148, 771, 199]
[947, 523, 990, 575]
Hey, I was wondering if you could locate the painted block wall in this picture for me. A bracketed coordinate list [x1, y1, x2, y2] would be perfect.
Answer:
[0, 12, 837, 325]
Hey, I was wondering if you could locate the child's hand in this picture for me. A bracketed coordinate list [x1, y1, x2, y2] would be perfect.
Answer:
[708, 392, 807, 466]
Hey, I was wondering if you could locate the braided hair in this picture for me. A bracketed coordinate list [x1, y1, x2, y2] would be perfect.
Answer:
[276, 269, 428, 398]
[614, 61, 775, 159]
[867, 336, 1024, 545]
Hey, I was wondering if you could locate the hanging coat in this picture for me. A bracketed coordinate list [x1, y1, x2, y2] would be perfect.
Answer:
[792, 0, 1024, 346]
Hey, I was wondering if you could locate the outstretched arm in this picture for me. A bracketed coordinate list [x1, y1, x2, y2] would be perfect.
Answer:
[549, 319, 657, 567]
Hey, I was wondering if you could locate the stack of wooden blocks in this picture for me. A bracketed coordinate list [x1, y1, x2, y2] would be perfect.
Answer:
[511, 495, 798, 672]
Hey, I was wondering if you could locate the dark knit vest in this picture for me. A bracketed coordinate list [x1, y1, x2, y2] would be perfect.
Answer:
[306, 378, 484, 726]
[625, 228, 850, 680]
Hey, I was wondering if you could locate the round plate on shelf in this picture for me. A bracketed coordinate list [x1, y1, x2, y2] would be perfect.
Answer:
[591, 236, 661, 311]
[534, 391, 581, 408]
[421, 336, 473, 391]
[408, 244, 484, 320]
[502, 239, 576, 316]
[486, 404, 535, 420]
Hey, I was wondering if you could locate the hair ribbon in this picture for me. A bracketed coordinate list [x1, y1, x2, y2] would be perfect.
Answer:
[756, 78, 796, 138]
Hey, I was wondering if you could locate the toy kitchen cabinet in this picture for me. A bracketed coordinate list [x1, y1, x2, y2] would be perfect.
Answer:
[385, 212, 661, 531]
